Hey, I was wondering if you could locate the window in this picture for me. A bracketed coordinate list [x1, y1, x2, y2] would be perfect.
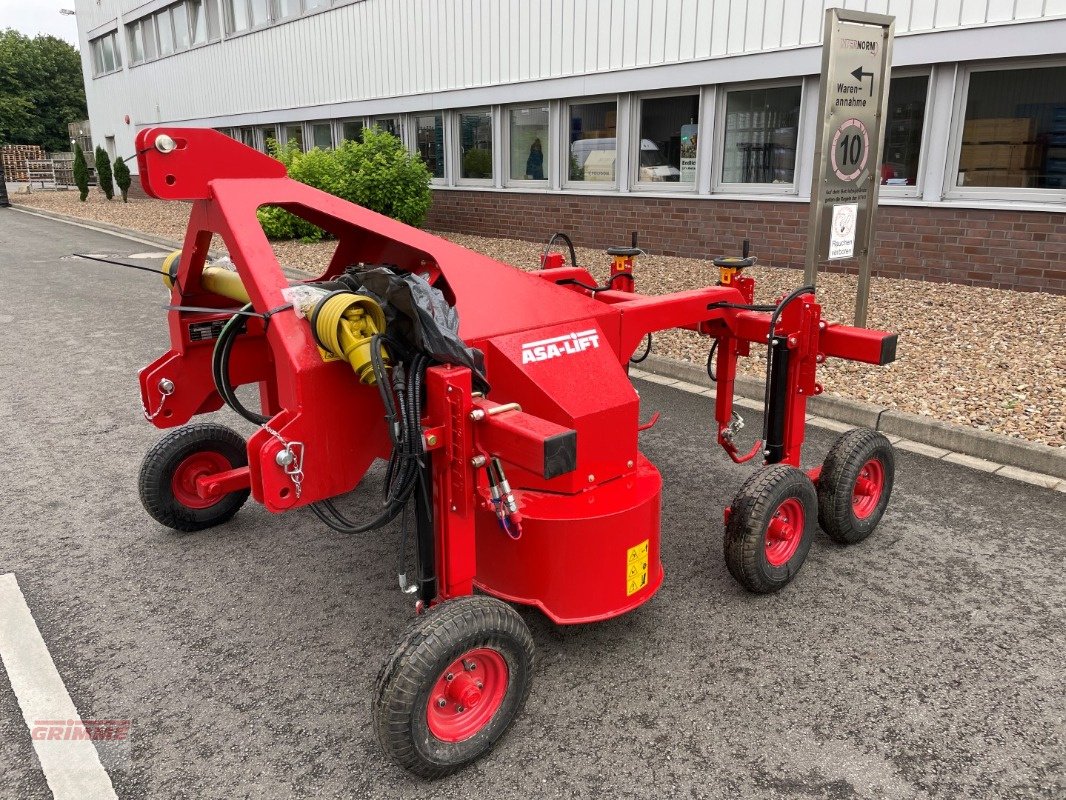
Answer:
[341, 119, 366, 143]
[257, 125, 278, 152]
[458, 109, 493, 181]
[636, 94, 699, 186]
[127, 23, 144, 64]
[882, 75, 929, 187]
[414, 113, 445, 180]
[224, 0, 330, 33]
[248, 0, 271, 28]
[223, 0, 250, 32]
[89, 31, 121, 76]
[156, 9, 175, 56]
[237, 128, 256, 148]
[127, 1, 219, 65]
[311, 122, 333, 149]
[276, 0, 303, 19]
[508, 106, 549, 183]
[721, 85, 801, 185]
[956, 64, 1066, 191]
[283, 124, 304, 151]
[568, 100, 617, 184]
[373, 117, 400, 138]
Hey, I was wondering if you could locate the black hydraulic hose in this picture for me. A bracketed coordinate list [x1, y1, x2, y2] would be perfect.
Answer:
[759, 285, 816, 444]
[630, 333, 652, 363]
[543, 231, 578, 268]
[706, 339, 718, 382]
[212, 303, 270, 425]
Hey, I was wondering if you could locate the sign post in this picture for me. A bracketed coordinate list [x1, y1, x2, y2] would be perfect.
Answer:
[805, 8, 894, 327]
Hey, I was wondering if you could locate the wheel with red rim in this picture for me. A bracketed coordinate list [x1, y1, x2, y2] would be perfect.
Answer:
[816, 427, 895, 544]
[373, 595, 534, 778]
[138, 423, 250, 532]
[724, 464, 817, 593]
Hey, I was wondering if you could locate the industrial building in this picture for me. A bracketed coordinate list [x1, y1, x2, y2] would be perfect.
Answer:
[74, 1, 1066, 292]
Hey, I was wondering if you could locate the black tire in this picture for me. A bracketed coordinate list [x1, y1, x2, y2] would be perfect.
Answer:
[138, 423, 250, 532]
[724, 464, 817, 594]
[373, 595, 534, 778]
[817, 427, 895, 544]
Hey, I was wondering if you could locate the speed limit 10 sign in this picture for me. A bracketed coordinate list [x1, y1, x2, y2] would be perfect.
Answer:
[805, 7, 895, 326]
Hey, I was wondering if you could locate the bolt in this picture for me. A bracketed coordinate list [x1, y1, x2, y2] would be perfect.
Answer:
[588, 474, 595, 483]
[798, 388, 804, 394]
[275, 449, 294, 467]
[816, 354, 825, 363]
[471, 455, 487, 467]
[626, 460, 634, 469]
[451, 505, 457, 512]
[470, 409, 485, 421]
[426, 434, 438, 447]
[437, 697, 447, 708]
[456, 706, 465, 713]
[464, 660, 476, 671]
[158, 378, 175, 394]
[445, 672, 454, 681]
[447, 386, 453, 393]
[476, 681, 484, 689]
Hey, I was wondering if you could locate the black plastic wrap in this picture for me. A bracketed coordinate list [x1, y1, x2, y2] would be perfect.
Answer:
[332, 265, 488, 390]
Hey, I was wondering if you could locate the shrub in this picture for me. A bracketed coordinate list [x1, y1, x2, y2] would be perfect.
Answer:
[73, 144, 88, 201]
[113, 156, 131, 202]
[94, 145, 114, 200]
[257, 128, 432, 240]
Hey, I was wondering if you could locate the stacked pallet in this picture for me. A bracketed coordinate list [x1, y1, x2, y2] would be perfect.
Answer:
[959, 118, 1039, 187]
[1, 144, 46, 182]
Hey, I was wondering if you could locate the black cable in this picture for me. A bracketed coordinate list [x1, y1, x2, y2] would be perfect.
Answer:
[212, 303, 270, 425]
[630, 333, 652, 363]
[707, 300, 778, 312]
[706, 339, 718, 382]
[73, 253, 170, 276]
[543, 232, 578, 268]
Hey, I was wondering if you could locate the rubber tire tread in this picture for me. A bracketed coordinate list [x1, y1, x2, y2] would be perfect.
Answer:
[373, 595, 534, 779]
[138, 423, 250, 532]
[724, 464, 817, 594]
[817, 427, 895, 544]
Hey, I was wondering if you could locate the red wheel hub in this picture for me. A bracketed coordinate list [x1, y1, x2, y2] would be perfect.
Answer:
[426, 648, 508, 743]
[852, 458, 885, 519]
[765, 497, 805, 567]
[170, 451, 230, 509]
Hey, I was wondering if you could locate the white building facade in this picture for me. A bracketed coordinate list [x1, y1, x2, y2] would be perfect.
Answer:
[76, 0, 1066, 292]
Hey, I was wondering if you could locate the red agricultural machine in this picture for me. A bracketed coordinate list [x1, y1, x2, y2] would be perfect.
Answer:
[134, 128, 897, 776]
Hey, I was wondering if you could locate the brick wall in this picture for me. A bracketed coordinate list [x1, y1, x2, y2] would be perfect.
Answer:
[425, 190, 1065, 294]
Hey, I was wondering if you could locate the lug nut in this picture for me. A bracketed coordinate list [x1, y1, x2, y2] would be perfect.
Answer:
[445, 672, 454, 681]
[456, 706, 464, 713]
[464, 660, 476, 671]
[437, 697, 447, 708]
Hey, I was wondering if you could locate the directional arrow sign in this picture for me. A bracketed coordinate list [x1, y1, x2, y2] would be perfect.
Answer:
[850, 66, 875, 96]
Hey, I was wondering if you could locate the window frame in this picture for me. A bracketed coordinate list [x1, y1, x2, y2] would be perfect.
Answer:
[89, 31, 123, 78]
[503, 103, 552, 188]
[454, 107, 495, 187]
[409, 112, 448, 185]
[310, 121, 334, 149]
[256, 124, 279, 152]
[713, 78, 806, 196]
[878, 67, 934, 200]
[944, 56, 1066, 204]
[630, 88, 702, 193]
[562, 95, 621, 191]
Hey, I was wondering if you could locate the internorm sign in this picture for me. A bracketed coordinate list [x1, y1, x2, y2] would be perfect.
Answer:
[805, 8, 895, 327]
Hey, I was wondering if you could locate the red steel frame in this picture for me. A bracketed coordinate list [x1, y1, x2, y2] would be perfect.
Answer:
[135, 128, 897, 624]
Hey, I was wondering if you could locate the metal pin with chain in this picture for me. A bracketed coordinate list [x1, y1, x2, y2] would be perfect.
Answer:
[142, 378, 174, 421]
[264, 423, 305, 498]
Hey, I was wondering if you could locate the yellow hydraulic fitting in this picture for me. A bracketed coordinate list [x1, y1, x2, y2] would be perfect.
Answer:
[161, 250, 250, 303]
[712, 256, 756, 286]
[309, 292, 388, 385]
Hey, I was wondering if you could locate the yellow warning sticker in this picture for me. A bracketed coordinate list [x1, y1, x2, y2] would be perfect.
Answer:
[626, 539, 649, 596]
[317, 345, 340, 363]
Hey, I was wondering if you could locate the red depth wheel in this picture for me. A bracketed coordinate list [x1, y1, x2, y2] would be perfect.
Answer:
[170, 451, 231, 509]
[851, 458, 886, 520]
[764, 497, 806, 568]
[426, 648, 509, 742]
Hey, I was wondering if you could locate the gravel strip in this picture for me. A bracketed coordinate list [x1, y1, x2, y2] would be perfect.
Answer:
[13, 190, 1065, 448]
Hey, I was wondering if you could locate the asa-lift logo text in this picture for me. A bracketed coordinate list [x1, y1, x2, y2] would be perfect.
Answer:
[521, 329, 601, 364]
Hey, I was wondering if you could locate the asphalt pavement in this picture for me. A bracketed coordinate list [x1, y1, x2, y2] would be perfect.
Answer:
[1, 208, 1063, 799]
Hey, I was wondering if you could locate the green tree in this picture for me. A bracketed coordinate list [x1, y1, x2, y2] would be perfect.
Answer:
[94, 145, 114, 199]
[72, 143, 89, 201]
[0, 29, 87, 151]
[113, 155, 131, 202]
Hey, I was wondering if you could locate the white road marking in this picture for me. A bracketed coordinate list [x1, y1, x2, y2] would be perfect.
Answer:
[0, 574, 118, 800]
[126, 252, 172, 259]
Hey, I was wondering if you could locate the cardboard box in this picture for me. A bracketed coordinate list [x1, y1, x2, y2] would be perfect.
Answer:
[961, 169, 1037, 188]
[959, 143, 1040, 171]
[962, 117, 1036, 143]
